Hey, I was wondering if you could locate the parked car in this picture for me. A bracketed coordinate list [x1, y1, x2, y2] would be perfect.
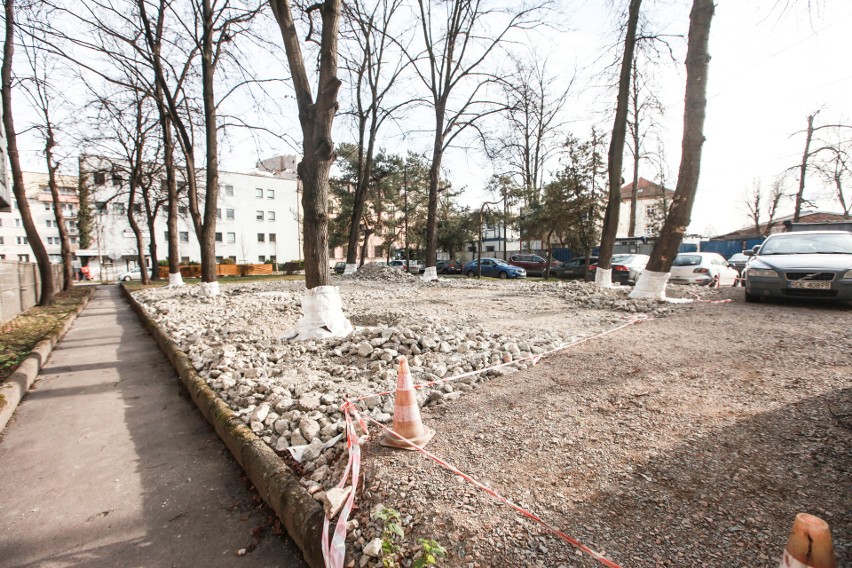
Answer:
[408, 260, 424, 274]
[508, 254, 560, 277]
[727, 252, 749, 276]
[388, 259, 406, 271]
[669, 252, 740, 287]
[550, 257, 598, 279]
[118, 267, 143, 282]
[463, 258, 527, 279]
[587, 254, 649, 285]
[744, 230, 852, 303]
[436, 259, 463, 274]
[332, 261, 346, 274]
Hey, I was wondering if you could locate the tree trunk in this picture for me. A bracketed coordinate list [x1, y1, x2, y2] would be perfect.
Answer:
[597, 0, 642, 276]
[794, 113, 815, 222]
[642, 0, 714, 275]
[45, 131, 74, 291]
[146, 213, 159, 280]
[425, 106, 445, 270]
[3, 0, 54, 304]
[199, 0, 219, 285]
[127, 182, 150, 285]
[628, 59, 640, 238]
[270, 0, 341, 290]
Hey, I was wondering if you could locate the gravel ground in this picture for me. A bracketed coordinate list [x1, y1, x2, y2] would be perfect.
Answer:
[132, 268, 851, 568]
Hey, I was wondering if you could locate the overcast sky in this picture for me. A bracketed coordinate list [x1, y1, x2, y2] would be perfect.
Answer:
[15, 1, 851, 237]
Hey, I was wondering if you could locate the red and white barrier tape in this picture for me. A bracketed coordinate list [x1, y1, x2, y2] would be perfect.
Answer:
[321, 316, 649, 568]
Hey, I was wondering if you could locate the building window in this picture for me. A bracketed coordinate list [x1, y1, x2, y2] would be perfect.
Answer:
[256, 210, 264, 221]
[181, 256, 190, 263]
[257, 233, 265, 242]
[227, 232, 236, 243]
[215, 232, 222, 243]
[267, 211, 275, 221]
[70, 237, 77, 244]
[258, 255, 266, 262]
[216, 208, 222, 219]
[255, 188, 263, 198]
[216, 256, 223, 263]
[266, 189, 274, 199]
[486, 245, 495, 252]
[0, 237, 4, 245]
[17, 236, 28, 245]
[178, 206, 188, 215]
[111, 172, 122, 186]
[15, 219, 22, 227]
[44, 203, 51, 210]
[224, 185, 234, 196]
[18, 254, 29, 262]
[374, 246, 383, 257]
[93, 171, 106, 185]
[113, 202, 125, 215]
[179, 231, 189, 243]
[268, 233, 276, 243]
[226, 208, 235, 219]
[46, 219, 53, 227]
[95, 202, 107, 213]
[132, 203, 142, 214]
[0, 254, 5, 259]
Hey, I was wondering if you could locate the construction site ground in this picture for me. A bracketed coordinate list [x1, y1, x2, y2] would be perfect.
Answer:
[352, 287, 851, 567]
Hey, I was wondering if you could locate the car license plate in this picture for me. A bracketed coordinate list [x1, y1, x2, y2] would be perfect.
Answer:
[790, 280, 831, 289]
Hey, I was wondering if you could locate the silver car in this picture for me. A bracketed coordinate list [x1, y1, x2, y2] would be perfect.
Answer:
[744, 231, 852, 302]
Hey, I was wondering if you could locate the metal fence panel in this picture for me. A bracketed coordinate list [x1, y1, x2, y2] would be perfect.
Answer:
[0, 261, 66, 323]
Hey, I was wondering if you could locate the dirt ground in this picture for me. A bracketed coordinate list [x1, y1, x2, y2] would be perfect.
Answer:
[348, 287, 851, 567]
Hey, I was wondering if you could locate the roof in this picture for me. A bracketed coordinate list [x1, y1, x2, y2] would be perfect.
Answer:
[711, 211, 850, 240]
[619, 178, 675, 201]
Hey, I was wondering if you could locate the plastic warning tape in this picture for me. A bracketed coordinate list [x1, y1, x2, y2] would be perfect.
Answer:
[321, 317, 648, 568]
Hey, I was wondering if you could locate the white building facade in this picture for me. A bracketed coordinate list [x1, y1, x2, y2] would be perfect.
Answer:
[0, 172, 80, 263]
[2, 160, 302, 277]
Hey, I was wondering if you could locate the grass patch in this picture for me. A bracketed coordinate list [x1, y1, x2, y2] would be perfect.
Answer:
[0, 287, 94, 382]
[122, 273, 305, 292]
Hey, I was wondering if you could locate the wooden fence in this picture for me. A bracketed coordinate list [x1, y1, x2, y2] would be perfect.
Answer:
[157, 263, 273, 278]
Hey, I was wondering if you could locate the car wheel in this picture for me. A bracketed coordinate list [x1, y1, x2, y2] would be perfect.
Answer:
[466, 270, 476, 278]
[710, 274, 720, 289]
[123, 276, 131, 282]
[744, 290, 761, 303]
[498, 271, 508, 279]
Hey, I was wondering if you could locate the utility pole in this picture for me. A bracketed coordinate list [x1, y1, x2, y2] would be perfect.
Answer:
[404, 166, 409, 269]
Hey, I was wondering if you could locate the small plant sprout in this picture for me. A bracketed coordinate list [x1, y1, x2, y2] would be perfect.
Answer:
[373, 507, 404, 568]
[413, 538, 447, 568]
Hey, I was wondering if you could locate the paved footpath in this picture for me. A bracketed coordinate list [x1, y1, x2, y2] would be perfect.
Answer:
[0, 286, 306, 568]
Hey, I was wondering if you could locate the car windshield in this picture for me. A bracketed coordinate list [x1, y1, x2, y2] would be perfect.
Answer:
[673, 254, 702, 266]
[611, 255, 630, 264]
[760, 233, 852, 255]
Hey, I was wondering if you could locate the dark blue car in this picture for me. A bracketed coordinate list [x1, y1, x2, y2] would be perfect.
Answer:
[463, 258, 527, 279]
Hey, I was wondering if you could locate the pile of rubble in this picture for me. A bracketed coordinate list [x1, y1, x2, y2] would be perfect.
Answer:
[338, 262, 419, 283]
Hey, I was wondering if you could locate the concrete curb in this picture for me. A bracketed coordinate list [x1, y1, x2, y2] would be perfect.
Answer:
[120, 285, 325, 568]
[0, 287, 96, 435]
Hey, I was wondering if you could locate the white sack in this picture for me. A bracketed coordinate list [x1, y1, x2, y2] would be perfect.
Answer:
[343, 263, 357, 275]
[594, 267, 613, 288]
[291, 286, 353, 340]
[198, 281, 220, 297]
[168, 272, 185, 287]
[421, 266, 438, 282]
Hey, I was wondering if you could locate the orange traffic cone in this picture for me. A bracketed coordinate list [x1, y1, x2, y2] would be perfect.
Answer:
[779, 513, 836, 568]
[380, 357, 435, 450]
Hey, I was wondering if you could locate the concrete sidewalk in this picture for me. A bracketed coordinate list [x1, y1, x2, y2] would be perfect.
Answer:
[0, 286, 306, 568]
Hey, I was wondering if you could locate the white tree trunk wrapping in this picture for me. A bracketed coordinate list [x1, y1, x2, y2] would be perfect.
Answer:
[421, 266, 438, 282]
[594, 268, 613, 288]
[343, 263, 357, 275]
[198, 281, 220, 297]
[629, 269, 669, 300]
[293, 286, 353, 340]
[168, 272, 185, 287]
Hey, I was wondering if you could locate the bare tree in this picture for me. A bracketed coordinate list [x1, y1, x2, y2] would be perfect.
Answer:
[791, 110, 852, 221]
[487, 55, 571, 209]
[339, 0, 411, 272]
[596, 0, 641, 287]
[406, 0, 548, 279]
[631, 0, 715, 299]
[815, 144, 851, 218]
[19, 37, 75, 290]
[3, 0, 55, 304]
[744, 177, 786, 235]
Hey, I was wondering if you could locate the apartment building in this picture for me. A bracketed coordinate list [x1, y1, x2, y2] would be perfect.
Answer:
[1, 158, 303, 275]
[0, 172, 80, 263]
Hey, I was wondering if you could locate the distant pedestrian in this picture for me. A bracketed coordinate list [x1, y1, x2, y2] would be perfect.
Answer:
[81, 265, 90, 281]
